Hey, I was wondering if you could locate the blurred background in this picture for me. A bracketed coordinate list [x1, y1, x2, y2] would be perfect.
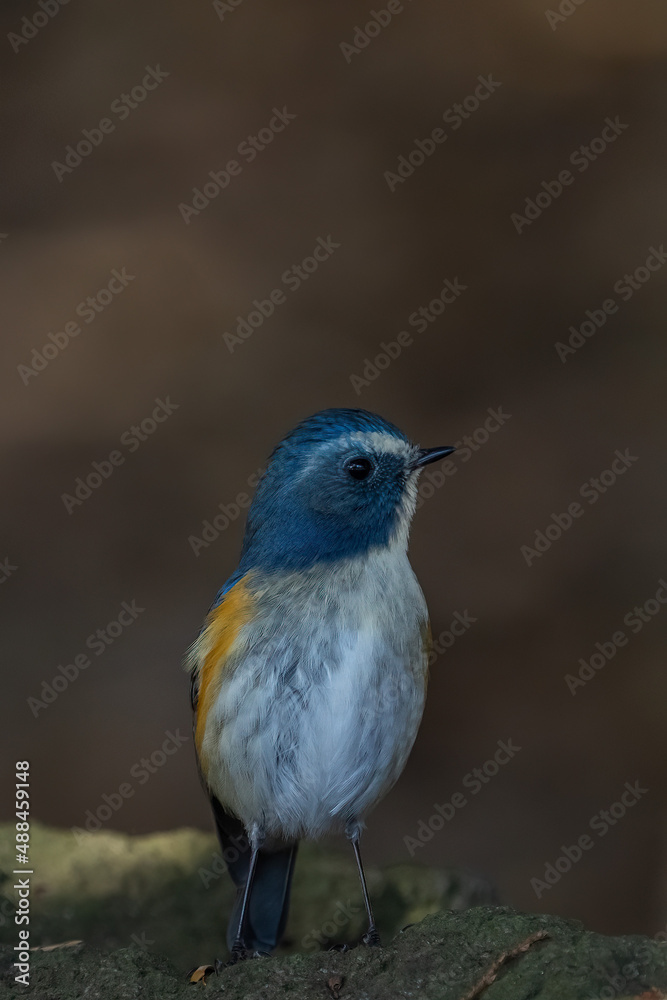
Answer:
[1, 0, 666, 940]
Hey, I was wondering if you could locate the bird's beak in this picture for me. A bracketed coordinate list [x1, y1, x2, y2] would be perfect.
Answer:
[410, 446, 456, 469]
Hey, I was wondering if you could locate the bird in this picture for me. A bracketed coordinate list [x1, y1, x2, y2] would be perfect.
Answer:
[186, 407, 454, 962]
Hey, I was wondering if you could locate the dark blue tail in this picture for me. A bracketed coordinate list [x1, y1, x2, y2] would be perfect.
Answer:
[209, 796, 298, 954]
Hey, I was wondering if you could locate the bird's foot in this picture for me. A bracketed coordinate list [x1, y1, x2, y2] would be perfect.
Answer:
[215, 946, 269, 971]
[218, 944, 251, 969]
[328, 928, 381, 951]
[362, 925, 381, 947]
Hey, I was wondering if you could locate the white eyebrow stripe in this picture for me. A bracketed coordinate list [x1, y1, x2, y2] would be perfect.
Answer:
[347, 431, 414, 458]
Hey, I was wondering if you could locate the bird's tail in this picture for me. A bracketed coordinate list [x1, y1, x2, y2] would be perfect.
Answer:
[209, 795, 298, 954]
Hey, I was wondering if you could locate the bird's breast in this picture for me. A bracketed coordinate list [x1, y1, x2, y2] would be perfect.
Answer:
[194, 544, 430, 836]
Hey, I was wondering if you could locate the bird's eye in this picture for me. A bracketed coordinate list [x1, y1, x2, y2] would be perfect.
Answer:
[345, 457, 373, 480]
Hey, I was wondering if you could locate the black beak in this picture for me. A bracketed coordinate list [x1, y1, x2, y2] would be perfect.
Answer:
[411, 446, 456, 469]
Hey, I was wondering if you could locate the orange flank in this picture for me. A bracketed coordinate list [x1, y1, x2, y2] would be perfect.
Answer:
[193, 575, 256, 772]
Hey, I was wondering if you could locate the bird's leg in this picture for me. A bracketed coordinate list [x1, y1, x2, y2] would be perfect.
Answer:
[348, 830, 381, 947]
[226, 825, 262, 964]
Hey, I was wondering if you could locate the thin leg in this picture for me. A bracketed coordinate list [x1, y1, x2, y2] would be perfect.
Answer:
[350, 837, 381, 947]
[228, 844, 260, 962]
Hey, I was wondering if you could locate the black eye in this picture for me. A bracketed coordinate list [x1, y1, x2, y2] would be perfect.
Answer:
[345, 457, 373, 480]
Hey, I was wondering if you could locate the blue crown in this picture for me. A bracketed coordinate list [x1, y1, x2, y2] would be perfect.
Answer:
[272, 408, 409, 453]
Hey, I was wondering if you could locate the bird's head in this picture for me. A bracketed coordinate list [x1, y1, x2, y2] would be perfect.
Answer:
[239, 408, 454, 572]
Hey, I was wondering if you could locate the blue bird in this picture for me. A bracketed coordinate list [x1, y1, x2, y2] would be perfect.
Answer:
[186, 408, 454, 962]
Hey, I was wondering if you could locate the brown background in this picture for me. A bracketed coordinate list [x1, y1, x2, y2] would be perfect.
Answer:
[2, 0, 666, 937]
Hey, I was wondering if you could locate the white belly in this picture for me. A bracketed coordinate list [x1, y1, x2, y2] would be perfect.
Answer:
[205, 547, 429, 841]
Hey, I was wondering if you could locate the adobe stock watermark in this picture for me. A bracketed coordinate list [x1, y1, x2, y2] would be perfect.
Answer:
[588, 951, 655, 1000]
[404, 738, 521, 856]
[520, 449, 638, 567]
[414, 406, 512, 510]
[8, 0, 70, 53]
[555, 245, 667, 362]
[302, 899, 362, 950]
[17, 267, 136, 385]
[71, 729, 189, 843]
[178, 106, 296, 224]
[339, 0, 413, 63]
[51, 68, 169, 182]
[130, 931, 155, 951]
[383, 74, 501, 192]
[188, 467, 264, 556]
[511, 117, 629, 234]
[26, 600, 145, 716]
[213, 0, 245, 20]
[198, 832, 250, 889]
[0, 558, 18, 585]
[349, 276, 467, 393]
[223, 236, 340, 352]
[565, 578, 667, 695]
[545, 0, 588, 31]
[61, 397, 179, 514]
[428, 610, 477, 665]
[530, 781, 648, 899]
[592, 917, 667, 1000]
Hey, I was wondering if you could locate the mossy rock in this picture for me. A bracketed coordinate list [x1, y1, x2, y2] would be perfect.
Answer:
[0, 823, 493, 968]
[2, 825, 666, 998]
[2, 907, 667, 999]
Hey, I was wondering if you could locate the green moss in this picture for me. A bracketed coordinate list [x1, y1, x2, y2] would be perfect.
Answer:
[0, 823, 492, 965]
[3, 908, 667, 999]
[1, 826, 666, 999]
